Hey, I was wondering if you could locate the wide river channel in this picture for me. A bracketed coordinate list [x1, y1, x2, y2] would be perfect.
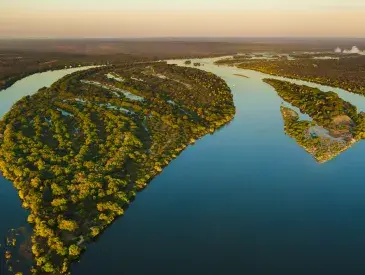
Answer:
[1, 59, 365, 275]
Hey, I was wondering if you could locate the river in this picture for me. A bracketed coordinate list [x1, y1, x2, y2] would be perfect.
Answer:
[2, 60, 365, 275]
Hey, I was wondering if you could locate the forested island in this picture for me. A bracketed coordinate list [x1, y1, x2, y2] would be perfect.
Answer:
[215, 55, 365, 95]
[264, 79, 365, 162]
[0, 62, 235, 274]
[280, 106, 356, 163]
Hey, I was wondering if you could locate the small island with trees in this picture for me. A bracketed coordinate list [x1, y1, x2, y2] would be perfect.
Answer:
[233, 74, 249, 78]
[264, 78, 365, 162]
[0, 62, 235, 274]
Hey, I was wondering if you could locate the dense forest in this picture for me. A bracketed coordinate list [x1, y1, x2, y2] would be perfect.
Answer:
[0, 62, 235, 274]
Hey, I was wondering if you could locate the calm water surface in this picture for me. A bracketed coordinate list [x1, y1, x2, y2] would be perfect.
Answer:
[1, 61, 365, 275]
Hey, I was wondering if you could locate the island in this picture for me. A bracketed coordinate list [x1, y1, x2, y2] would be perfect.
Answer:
[280, 106, 357, 163]
[0, 62, 235, 274]
[233, 74, 249, 78]
[215, 54, 365, 95]
[264, 78, 365, 162]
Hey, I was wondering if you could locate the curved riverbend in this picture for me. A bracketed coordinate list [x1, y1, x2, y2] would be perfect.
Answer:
[2, 60, 365, 274]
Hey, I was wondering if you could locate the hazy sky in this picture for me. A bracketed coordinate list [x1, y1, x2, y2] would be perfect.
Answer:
[1, 0, 364, 38]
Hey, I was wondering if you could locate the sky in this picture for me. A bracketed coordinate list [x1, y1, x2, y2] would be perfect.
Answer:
[0, 0, 364, 38]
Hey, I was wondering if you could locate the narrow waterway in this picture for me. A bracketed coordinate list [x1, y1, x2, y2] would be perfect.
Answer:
[1, 60, 365, 275]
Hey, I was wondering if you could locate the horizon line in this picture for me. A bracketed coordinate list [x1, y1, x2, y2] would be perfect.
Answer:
[1, 36, 365, 40]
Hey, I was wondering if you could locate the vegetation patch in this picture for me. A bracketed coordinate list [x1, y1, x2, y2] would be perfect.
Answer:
[233, 74, 249, 78]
